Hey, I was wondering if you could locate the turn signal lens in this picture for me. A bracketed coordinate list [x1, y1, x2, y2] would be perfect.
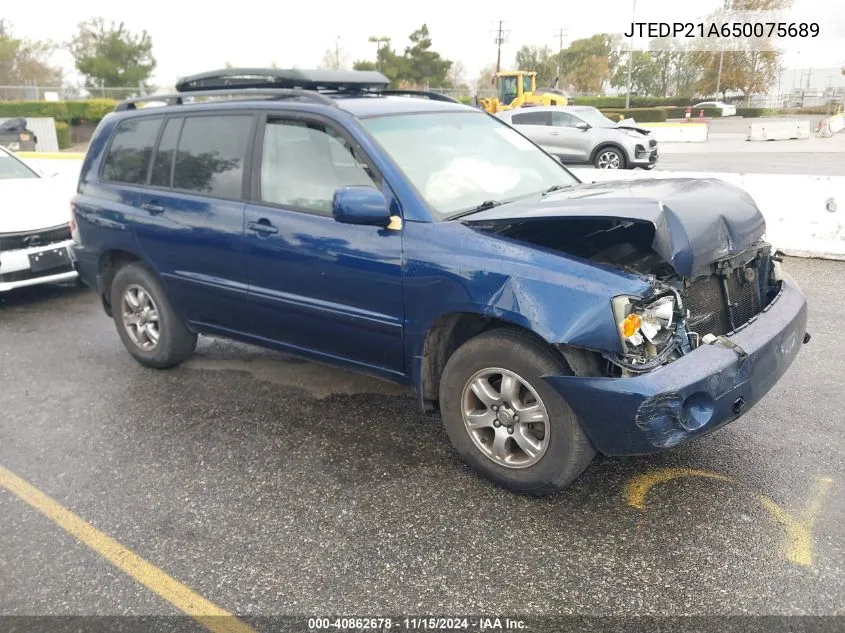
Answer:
[621, 313, 642, 338]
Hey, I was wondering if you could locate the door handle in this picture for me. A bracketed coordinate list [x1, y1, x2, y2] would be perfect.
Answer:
[141, 202, 164, 214]
[550, 131, 560, 136]
[247, 219, 279, 235]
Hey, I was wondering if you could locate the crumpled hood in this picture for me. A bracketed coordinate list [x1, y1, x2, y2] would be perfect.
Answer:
[463, 178, 766, 278]
[0, 177, 73, 234]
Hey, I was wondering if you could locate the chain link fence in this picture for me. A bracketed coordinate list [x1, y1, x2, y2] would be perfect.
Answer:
[0, 85, 152, 101]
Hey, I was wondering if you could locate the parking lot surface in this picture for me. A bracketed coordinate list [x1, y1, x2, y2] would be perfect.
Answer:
[0, 258, 843, 624]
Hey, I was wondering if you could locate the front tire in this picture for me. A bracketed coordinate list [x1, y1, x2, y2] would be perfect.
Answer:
[594, 147, 625, 169]
[439, 328, 596, 495]
[110, 263, 197, 369]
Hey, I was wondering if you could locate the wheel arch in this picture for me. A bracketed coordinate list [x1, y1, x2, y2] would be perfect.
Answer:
[416, 312, 603, 414]
[590, 142, 628, 167]
[98, 249, 148, 317]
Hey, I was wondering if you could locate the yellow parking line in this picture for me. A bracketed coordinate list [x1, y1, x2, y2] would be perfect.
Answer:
[16, 151, 86, 160]
[0, 464, 257, 633]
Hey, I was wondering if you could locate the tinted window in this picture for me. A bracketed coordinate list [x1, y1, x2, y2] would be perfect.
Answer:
[150, 117, 182, 187]
[102, 117, 162, 184]
[172, 115, 253, 199]
[512, 111, 551, 126]
[260, 119, 378, 215]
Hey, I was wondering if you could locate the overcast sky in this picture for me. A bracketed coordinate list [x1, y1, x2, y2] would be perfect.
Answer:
[6, 0, 845, 89]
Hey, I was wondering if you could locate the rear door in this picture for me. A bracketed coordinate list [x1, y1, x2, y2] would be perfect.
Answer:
[509, 110, 555, 152]
[242, 112, 405, 375]
[130, 112, 256, 331]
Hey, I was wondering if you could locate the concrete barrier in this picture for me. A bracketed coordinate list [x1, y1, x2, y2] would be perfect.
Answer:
[829, 113, 845, 135]
[570, 168, 844, 260]
[19, 155, 845, 262]
[747, 120, 811, 141]
[639, 122, 708, 143]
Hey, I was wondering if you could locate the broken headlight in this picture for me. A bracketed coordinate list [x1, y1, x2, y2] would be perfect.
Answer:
[609, 293, 682, 372]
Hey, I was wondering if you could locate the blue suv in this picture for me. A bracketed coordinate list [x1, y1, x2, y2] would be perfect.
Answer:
[70, 69, 809, 495]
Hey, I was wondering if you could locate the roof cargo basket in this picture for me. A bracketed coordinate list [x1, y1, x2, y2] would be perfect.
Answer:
[113, 68, 463, 111]
[175, 68, 391, 93]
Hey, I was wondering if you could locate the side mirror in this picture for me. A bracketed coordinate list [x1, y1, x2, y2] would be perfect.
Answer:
[575, 121, 590, 131]
[332, 186, 392, 227]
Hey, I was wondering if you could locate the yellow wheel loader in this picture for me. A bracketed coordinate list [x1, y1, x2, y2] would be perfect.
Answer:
[478, 71, 569, 113]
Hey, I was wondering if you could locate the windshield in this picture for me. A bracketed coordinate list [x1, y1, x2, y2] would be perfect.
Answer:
[0, 150, 39, 179]
[360, 111, 578, 219]
[573, 107, 619, 128]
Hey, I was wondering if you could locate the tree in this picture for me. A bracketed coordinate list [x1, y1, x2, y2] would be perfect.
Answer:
[693, 0, 792, 104]
[318, 38, 351, 70]
[403, 24, 452, 87]
[611, 51, 659, 96]
[475, 64, 497, 95]
[514, 45, 559, 87]
[70, 18, 156, 89]
[0, 19, 63, 89]
[447, 60, 468, 90]
[353, 26, 452, 88]
[559, 34, 613, 94]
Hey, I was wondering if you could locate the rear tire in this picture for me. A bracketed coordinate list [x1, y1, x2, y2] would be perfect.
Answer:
[439, 328, 596, 495]
[110, 263, 197, 369]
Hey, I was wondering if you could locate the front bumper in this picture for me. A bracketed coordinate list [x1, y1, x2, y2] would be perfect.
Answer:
[630, 144, 658, 167]
[0, 239, 77, 292]
[545, 273, 808, 456]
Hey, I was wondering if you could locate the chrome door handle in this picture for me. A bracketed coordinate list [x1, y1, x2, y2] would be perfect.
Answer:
[247, 220, 278, 235]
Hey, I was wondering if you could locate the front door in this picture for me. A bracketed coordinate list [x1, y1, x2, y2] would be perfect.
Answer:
[243, 113, 405, 375]
[550, 111, 592, 162]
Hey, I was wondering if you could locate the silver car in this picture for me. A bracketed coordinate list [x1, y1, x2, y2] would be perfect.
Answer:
[495, 105, 658, 170]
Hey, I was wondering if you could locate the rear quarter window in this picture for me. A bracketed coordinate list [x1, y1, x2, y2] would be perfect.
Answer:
[101, 117, 163, 184]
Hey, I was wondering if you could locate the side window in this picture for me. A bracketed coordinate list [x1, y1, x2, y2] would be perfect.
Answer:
[150, 117, 183, 187]
[101, 117, 162, 185]
[552, 111, 579, 127]
[172, 114, 253, 199]
[512, 111, 551, 126]
[259, 118, 379, 216]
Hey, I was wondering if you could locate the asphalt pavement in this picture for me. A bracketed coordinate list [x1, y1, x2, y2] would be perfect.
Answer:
[0, 257, 843, 628]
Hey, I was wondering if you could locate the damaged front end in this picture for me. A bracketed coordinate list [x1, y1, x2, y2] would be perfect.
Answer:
[605, 242, 784, 377]
[461, 178, 809, 455]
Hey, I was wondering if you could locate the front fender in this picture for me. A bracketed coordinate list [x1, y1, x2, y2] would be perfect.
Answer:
[403, 221, 651, 362]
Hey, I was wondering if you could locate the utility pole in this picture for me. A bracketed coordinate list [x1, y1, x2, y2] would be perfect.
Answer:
[625, 0, 637, 109]
[554, 27, 567, 85]
[491, 21, 509, 76]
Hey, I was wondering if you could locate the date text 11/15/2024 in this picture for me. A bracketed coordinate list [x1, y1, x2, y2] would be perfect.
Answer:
[307, 617, 528, 630]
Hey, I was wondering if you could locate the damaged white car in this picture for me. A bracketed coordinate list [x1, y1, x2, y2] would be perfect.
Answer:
[0, 146, 78, 292]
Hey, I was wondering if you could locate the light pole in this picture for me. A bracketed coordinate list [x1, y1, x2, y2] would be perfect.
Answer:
[625, 0, 637, 109]
[715, 1, 730, 98]
[368, 36, 389, 72]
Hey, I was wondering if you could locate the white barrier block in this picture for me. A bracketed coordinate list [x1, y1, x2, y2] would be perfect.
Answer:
[829, 114, 845, 135]
[640, 123, 708, 143]
[570, 168, 844, 260]
[747, 120, 811, 141]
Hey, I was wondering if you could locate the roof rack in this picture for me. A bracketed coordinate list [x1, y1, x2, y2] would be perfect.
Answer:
[113, 87, 339, 112]
[174, 67, 390, 93]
